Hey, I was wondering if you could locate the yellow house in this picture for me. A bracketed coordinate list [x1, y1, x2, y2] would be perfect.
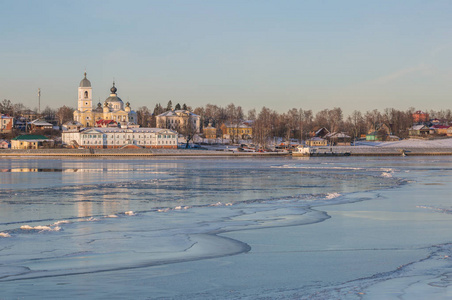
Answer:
[203, 123, 217, 139]
[306, 137, 328, 147]
[11, 135, 54, 149]
[221, 122, 253, 139]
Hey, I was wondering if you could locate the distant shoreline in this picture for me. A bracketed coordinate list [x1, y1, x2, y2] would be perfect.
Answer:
[1, 147, 452, 157]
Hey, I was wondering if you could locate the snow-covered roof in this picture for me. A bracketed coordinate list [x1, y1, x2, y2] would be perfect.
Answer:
[63, 121, 83, 126]
[410, 125, 429, 130]
[331, 132, 351, 138]
[223, 122, 252, 128]
[80, 127, 178, 134]
[29, 119, 53, 126]
[157, 110, 199, 118]
[315, 127, 329, 135]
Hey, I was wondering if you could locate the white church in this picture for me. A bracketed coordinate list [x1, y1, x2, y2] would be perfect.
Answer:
[62, 72, 178, 149]
[73, 72, 137, 127]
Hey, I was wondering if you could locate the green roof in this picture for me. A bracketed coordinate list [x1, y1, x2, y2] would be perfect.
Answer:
[12, 135, 49, 140]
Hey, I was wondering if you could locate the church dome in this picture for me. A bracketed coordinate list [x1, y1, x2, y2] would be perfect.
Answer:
[104, 82, 124, 111]
[105, 82, 123, 103]
[79, 72, 91, 87]
[105, 95, 123, 103]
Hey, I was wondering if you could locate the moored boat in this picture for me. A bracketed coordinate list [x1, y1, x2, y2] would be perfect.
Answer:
[292, 146, 311, 157]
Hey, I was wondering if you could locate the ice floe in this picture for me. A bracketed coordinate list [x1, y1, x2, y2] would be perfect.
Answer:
[20, 225, 61, 232]
[325, 192, 341, 199]
[381, 172, 393, 178]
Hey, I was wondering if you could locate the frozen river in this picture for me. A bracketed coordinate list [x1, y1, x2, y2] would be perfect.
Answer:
[1, 156, 452, 299]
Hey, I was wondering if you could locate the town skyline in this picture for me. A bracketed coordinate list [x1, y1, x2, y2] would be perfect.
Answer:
[1, 1, 452, 115]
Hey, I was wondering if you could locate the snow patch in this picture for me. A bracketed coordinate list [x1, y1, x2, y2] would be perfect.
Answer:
[325, 193, 341, 199]
[20, 225, 61, 232]
[53, 220, 70, 225]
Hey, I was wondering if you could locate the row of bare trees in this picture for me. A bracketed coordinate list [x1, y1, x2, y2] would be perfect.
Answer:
[3, 98, 452, 146]
[190, 105, 452, 147]
[0, 99, 74, 126]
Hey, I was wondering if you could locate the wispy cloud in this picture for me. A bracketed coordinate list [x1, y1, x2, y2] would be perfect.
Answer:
[369, 64, 431, 85]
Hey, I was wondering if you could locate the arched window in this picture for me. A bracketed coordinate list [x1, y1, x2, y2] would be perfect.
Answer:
[84, 91, 88, 98]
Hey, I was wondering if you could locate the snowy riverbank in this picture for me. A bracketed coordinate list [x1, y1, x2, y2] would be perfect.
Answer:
[1, 138, 452, 156]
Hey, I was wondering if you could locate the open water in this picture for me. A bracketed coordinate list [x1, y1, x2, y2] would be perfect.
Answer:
[0, 156, 452, 299]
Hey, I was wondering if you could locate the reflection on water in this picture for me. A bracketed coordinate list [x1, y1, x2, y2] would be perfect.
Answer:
[0, 157, 400, 229]
[3, 157, 452, 299]
[1, 168, 64, 172]
[0, 168, 165, 173]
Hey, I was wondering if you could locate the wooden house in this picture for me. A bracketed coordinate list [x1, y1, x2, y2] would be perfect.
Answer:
[327, 132, 351, 146]
[409, 125, 430, 137]
[306, 137, 328, 147]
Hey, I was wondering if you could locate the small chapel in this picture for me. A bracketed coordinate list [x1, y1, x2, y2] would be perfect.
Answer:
[73, 72, 137, 127]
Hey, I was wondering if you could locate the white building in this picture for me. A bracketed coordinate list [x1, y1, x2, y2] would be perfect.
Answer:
[62, 127, 178, 149]
[156, 110, 201, 133]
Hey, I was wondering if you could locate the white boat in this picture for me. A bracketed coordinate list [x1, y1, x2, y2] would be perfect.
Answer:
[292, 146, 311, 157]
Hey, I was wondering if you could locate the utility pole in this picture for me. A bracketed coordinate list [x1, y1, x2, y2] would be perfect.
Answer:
[38, 88, 41, 115]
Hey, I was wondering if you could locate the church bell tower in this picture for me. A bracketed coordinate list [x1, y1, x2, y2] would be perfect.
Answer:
[78, 72, 92, 112]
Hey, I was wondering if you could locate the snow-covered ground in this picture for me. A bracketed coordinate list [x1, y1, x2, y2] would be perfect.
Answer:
[354, 138, 452, 148]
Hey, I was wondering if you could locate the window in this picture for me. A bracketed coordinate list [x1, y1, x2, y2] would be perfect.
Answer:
[84, 91, 88, 98]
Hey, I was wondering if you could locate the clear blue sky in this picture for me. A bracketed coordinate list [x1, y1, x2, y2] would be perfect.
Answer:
[1, 0, 452, 115]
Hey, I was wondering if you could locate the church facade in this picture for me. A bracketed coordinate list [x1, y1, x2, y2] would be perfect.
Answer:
[73, 72, 137, 127]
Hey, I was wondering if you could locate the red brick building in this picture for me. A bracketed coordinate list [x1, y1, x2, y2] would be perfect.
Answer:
[412, 111, 429, 123]
[0, 114, 14, 133]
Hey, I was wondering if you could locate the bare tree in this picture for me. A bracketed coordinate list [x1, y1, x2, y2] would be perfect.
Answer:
[181, 113, 197, 148]
[327, 107, 343, 133]
[0, 99, 13, 115]
[364, 109, 382, 133]
[314, 109, 329, 130]
[247, 108, 256, 121]
[41, 106, 56, 123]
[136, 106, 151, 127]
[12, 103, 27, 118]
[253, 107, 276, 148]
[297, 109, 313, 141]
[345, 110, 364, 142]
[56, 105, 74, 125]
